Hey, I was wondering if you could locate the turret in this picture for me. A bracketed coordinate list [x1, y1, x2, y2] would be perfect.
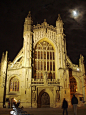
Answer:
[0, 51, 8, 87]
[56, 14, 64, 34]
[1, 52, 4, 72]
[79, 54, 85, 72]
[23, 11, 33, 67]
[56, 14, 65, 68]
[23, 11, 33, 37]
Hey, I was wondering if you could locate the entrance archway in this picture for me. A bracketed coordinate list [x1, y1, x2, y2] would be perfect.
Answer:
[69, 76, 77, 99]
[41, 92, 50, 108]
[37, 89, 50, 108]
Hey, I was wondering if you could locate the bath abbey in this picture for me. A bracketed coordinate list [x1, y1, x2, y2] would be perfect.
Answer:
[0, 12, 86, 108]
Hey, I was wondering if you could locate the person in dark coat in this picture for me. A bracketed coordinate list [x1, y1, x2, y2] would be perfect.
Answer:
[62, 98, 68, 115]
[17, 100, 20, 108]
[71, 94, 78, 115]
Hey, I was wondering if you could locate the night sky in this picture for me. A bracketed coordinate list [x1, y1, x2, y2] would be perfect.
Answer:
[0, 0, 86, 65]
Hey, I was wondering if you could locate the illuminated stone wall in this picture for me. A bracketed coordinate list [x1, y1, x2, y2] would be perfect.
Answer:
[0, 12, 85, 108]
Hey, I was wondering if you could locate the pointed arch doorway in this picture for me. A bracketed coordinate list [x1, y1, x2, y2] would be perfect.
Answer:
[69, 76, 77, 99]
[41, 92, 50, 108]
[37, 90, 50, 108]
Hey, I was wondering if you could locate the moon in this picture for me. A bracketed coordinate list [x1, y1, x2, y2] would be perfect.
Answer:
[69, 8, 83, 22]
[71, 9, 80, 19]
[72, 10, 79, 18]
[72, 10, 80, 19]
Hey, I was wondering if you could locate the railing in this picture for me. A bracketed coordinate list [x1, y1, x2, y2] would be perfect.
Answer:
[31, 79, 44, 84]
[31, 78, 60, 85]
[48, 79, 60, 84]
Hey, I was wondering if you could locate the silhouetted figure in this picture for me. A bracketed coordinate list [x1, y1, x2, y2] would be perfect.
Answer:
[62, 98, 68, 115]
[17, 100, 20, 108]
[71, 94, 78, 115]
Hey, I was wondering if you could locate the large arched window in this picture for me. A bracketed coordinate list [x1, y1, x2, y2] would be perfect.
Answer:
[9, 77, 19, 92]
[34, 41, 55, 79]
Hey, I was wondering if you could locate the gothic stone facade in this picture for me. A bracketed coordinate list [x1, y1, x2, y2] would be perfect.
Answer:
[0, 12, 86, 108]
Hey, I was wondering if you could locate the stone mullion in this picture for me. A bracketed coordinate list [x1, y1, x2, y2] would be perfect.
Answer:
[12, 81, 14, 91]
[52, 51, 53, 78]
[16, 80, 17, 91]
[39, 50, 41, 79]
[37, 50, 38, 78]
[43, 49, 44, 78]
[46, 48, 47, 71]
[49, 50, 50, 72]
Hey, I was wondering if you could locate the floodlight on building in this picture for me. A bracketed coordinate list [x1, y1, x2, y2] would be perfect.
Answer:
[77, 68, 80, 71]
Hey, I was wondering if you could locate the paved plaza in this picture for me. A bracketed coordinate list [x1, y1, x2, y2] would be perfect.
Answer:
[0, 107, 86, 115]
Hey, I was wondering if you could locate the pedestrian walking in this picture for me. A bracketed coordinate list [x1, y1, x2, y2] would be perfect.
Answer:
[71, 94, 78, 115]
[62, 98, 68, 115]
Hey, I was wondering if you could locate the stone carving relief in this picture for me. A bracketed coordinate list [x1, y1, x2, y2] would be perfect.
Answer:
[56, 91, 60, 102]
[32, 91, 36, 103]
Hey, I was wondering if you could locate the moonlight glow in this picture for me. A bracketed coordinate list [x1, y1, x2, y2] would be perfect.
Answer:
[72, 10, 78, 17]
[72, 9, 79, 19]
[69, 8, 84, 22]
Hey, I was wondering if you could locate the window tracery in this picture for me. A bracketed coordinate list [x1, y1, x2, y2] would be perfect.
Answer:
[10, 77, 19, 92]
[34, 41, 55, 79]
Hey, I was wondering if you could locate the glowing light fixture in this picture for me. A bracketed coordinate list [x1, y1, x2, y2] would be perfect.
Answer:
[77, 68, 79, 71]
[14, 98, 17, 102]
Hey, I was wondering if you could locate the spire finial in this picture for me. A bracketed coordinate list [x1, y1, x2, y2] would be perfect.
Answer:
[44, 19, 46, 22]
[57, 14, 61, 21]
[28, 11, 31, 18]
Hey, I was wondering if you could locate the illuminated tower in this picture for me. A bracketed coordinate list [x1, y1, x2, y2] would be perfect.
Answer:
[0, 51, 8, 107]
[22, 11, 33, 107]
[56, 14, 70, 102]
[56, 14, 66, 68]
[23, 11, 33, 67]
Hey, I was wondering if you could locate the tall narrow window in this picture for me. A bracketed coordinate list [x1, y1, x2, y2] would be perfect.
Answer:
[41, 51, 43, 59]
[47, 62, 49, 71]
[50, 62, 52, 71]
[50, 52, 52, 59]
[44, 62, 46, 70]
[47, 52, 49, 59]
[38, 51, 40, 59]
[44, 52, 46, 59]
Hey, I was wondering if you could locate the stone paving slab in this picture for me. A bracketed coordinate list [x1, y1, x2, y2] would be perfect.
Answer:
[0, 107, 86, 115]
